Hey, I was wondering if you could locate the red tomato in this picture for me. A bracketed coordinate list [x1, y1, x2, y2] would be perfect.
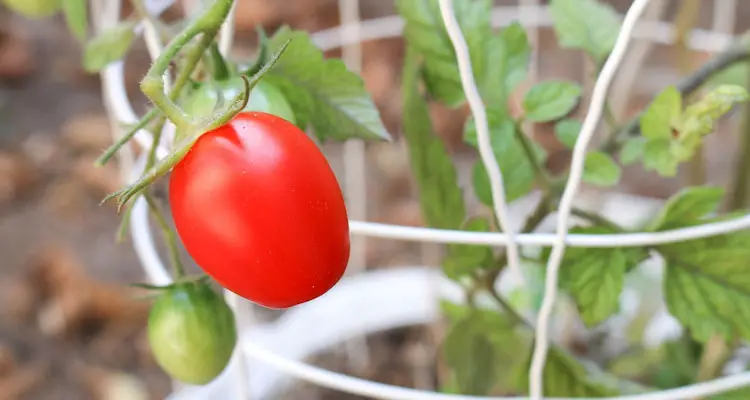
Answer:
[169, 112, 350, 308]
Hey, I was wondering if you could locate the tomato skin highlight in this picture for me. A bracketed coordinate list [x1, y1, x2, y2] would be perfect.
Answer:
[147, 281, 237, 385]
[169, 112, 350, 309]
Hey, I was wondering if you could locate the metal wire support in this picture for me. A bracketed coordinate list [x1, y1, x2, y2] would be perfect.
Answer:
[527, 0, 652, 398]
[437, 0, 525, 288]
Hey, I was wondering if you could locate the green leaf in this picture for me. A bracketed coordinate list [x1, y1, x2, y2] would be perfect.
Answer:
[642, 138, 677, 176]
[660, 230, 750, 343]
[639, 85, 747, 177]
[265, 27, 390, 141]
[522, 81, 582, 122]
[555, 119, 581, 149]
[640, 86, 682, 140]
[619, 137, 645, 166]
[554, 227, 644, 326]
[465, 109, 546, 204]
[443, 218, 495, 280]
[648, 186, 724, 231]
[82, 20, 136, 72]
[443, 315, 499, 395]
[481, 22, 531, 104]
[522, 345, 620, 396]
[396, 0, 492, 106]
[62, 0, 87, 42]
[548, 0, 622, 63]
[401, 48, 465, 230]
[443, 307, 527, 395]
[583, 151, 621, 187]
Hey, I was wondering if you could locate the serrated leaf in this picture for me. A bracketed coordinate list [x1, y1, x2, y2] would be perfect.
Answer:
[522, 345, 620, 396]
[642, 138, 677, 176]
[640, 86, 682, 139]
[82, 20, 136, 72]
[553, 226, 644, 326]
[443, 307, 527, 395]
[548, 0, 622, 63]
[583, 151, 621, 187]
[443, 314, 498, 395]
[481, 22, 531, 104]
[62, 0, 87, 42]
[401, 48, 465, 230]
[648, 186, 724, 231]
[396, 0, 492, 106]
[660, 230, 750, 343]
[619, 137, 645, 166]
[265, 27, 390, 141]
[522, 81, 582, 122]
[443, 218, 495, 280]
[555, 119, 581, 149]
[465, 109, 546, 203]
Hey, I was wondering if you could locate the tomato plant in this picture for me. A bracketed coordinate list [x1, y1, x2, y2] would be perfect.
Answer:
[169, 111, 351, 308]
[181, 77, 297, 125]
[148, 280, 237, 385]
[17, 0, 750, 396]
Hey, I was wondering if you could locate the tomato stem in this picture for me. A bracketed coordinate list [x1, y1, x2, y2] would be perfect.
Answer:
[144, 192, 186, 279]
[140, 0, 236, 131]
[96, 108, 160, 167]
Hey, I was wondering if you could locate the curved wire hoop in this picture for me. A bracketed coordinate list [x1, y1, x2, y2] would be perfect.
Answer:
[93, 0, 750, 399]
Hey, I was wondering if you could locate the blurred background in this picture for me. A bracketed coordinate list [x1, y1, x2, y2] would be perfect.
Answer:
[0, 0, 749, 399]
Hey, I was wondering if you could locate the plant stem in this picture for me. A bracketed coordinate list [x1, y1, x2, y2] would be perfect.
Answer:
[730, 63, 750, 210]
[603, 31, 750, 153]
[603, 101, 619, 131]
[140, 0, 235, 130]
[146, 117, 166, 169]
[485, 282, 533, 329]
[514, 120, 552, 191]
[694, 335, 733, 400]
[144, 193, 186, 278]
[571, 208, 626, 231]
[96, 108, 159, 166]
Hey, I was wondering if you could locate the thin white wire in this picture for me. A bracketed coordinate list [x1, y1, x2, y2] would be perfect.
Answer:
[242, 336, 750, 400]
[310, 6, 733, 55]
[437, 0, 524, 287]
[528, 1, 652, 398]
[337, 0, 371, 372]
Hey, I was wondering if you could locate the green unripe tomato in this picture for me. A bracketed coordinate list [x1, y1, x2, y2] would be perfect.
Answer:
[182, 77, 296, 125]
[147, 280, 237, 385]
[2, 0, 61, 18]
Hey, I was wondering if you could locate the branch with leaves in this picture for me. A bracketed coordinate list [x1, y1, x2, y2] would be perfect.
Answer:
[398, 0, 750, 396]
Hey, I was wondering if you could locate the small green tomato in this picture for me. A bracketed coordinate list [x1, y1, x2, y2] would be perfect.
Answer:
[147, 280, 237, 385]
[182, 77, 296, 125]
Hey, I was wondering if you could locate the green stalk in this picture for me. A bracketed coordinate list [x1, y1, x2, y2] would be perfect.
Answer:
[144, 193, 186, 278]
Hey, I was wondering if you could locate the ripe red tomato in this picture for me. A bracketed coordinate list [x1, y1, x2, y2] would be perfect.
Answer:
[169, 112, 350, 308]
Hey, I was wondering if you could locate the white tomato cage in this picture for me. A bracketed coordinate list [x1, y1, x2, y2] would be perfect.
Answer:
[91, 0, 750, 399]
